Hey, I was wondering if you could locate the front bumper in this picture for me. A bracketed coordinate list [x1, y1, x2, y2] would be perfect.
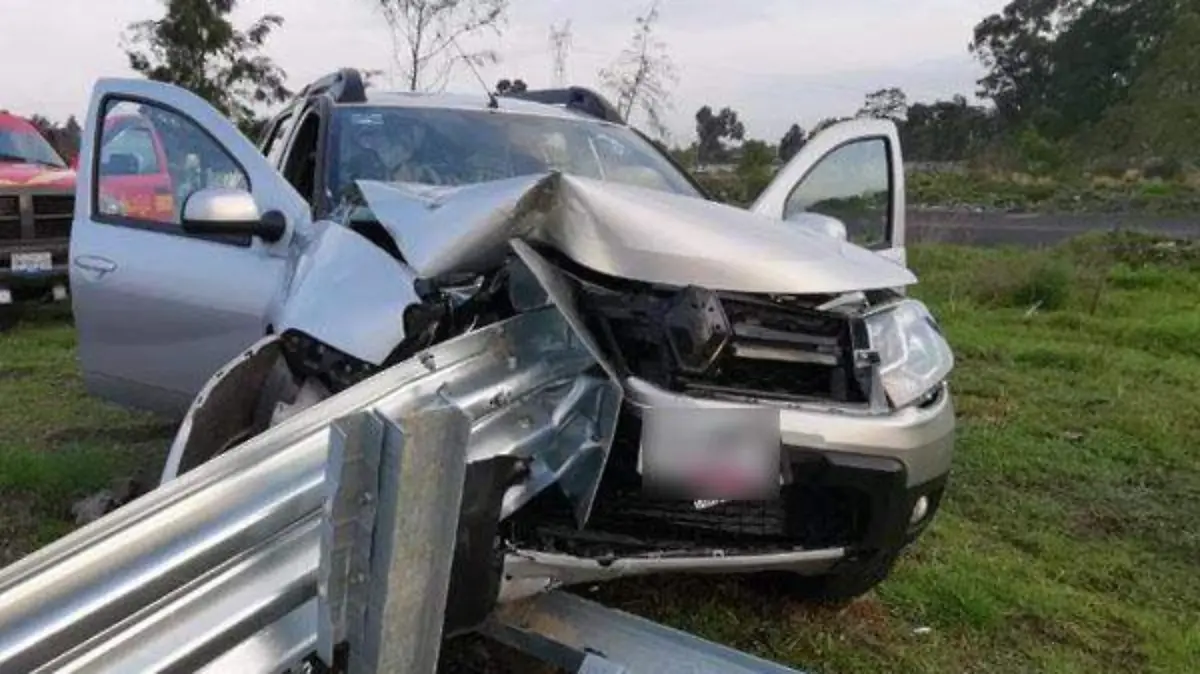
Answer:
[0, 243, 70, 303]
[497, 378, 954, 602]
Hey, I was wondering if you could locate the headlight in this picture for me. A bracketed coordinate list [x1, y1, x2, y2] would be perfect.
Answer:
[864, 299, 953, 408]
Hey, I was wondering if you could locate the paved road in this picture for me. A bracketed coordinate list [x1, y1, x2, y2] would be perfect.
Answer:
[907, 210, 1198, 247]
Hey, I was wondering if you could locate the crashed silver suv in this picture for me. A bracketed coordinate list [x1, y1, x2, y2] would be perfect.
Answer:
[70, 70, 954, 632]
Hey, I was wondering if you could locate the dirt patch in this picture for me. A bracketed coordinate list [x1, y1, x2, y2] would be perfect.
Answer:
[0, 491, 45, 567]
[786, 594, 895, 643]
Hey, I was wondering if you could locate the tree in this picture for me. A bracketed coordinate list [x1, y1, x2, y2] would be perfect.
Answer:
[970, 0, 1178, 137]
[857, 87, 909, 122]
[124, 0, 290, 133]
[902, 96, 997, 161]
[376, 0, 507, 92]
[694, 106, 745, 165]
[549, 20, 572, 87]
[599, 1, 677, 138]
[1085, 5, 1200, 161]
[778, 123, 806, 162]
[28, 115, 83, 162]
[736, 139, 775, 203]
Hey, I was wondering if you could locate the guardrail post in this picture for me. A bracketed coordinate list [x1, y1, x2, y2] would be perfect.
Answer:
[319, 405, 470, 674]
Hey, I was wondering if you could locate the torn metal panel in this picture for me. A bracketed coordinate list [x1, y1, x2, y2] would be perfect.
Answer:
[274, 221, 422, 366]
[359, 172, 916, 294]
[509, 240, 622, 524]
[161, 335, 282, 483]
[497, 548, 845, 604]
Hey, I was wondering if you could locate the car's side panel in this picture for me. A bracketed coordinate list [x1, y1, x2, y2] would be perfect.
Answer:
[72, 79, 310, 413]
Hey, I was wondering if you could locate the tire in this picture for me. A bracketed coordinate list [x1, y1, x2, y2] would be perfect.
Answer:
[757, 549, 902, 605]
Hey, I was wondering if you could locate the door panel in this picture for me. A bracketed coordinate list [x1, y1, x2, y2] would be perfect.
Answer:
[72, 79, 308, 414]
[751, 119, 906, 267]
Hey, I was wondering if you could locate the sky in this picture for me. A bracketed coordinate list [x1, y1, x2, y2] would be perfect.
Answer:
[0, 0, 1008, 143]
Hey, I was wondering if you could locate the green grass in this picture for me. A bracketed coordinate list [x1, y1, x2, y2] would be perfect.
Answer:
[0, 306, 172, 565]
[909, 169, 1200, 216]
[1, 235, 1198, 672]
[592, 237, 1200, 673]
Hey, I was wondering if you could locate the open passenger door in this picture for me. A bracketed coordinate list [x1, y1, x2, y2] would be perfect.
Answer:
[751, 118, 907, 267]
[71, 79, 310, 414]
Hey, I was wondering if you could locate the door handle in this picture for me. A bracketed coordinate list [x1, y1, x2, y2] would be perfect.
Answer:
[73, 255, 118, 276]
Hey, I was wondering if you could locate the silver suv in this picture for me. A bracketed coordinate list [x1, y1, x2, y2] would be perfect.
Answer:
[70, 70, 954, 633]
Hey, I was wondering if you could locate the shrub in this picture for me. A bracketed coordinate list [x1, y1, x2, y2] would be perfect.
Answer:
[970, 252, 1073, 311]
[1142, 157, 1185, 181]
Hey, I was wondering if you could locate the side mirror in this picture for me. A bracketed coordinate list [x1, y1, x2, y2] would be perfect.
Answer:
[181, 187, 285, 243]
[786, 211, 848, 241]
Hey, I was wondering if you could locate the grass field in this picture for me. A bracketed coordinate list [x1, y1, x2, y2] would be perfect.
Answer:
[1, 236, 1197, 672]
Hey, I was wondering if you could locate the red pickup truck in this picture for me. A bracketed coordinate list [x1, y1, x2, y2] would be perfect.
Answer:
[0, 112, 75, 327]
[0, 110, 176, 328]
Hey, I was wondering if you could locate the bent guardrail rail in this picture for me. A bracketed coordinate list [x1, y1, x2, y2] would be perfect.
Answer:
[0, 307, 605, 673]
[0, 304, 810, 674]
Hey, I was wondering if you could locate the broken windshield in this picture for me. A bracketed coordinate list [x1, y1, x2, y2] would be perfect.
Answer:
[326, 105, 698, 206]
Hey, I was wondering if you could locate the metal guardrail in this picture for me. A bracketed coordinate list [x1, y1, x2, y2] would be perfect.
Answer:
[0, 307, 603, 673]
[0, 304, 810, 674]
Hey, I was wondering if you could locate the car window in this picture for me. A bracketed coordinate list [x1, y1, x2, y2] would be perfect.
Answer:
[96, 99, 248, 228]
[100, 126, 161, 175]
[783, 138, 891, 249]
[0, 122, 66, 168]
[325, 106, 698, 208]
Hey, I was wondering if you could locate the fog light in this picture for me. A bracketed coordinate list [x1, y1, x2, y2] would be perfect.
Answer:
[910, 495, 930, 525]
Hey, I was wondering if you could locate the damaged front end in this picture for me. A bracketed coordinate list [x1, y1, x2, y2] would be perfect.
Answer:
[167, 169, 954, 621]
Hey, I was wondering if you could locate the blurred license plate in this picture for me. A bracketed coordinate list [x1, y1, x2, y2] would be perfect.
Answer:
[11, 252, 52, 273]
[640, 405, 780, 500]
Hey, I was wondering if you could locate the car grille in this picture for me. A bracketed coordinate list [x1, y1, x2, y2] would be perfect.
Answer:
[32, 194, 74, 239]
[0, 192, 74, 242]
[0, 196, 20, 241]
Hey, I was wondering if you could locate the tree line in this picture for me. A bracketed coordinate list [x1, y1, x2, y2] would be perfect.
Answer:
[682, 0, 1197, 172]
[21, 0, 1196, 173]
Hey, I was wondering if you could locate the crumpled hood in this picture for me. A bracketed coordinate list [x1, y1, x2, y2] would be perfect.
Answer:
[356, 172, 916, 294]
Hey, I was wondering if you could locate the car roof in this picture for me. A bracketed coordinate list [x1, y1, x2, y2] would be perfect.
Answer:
[338, 90, 614, 126]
